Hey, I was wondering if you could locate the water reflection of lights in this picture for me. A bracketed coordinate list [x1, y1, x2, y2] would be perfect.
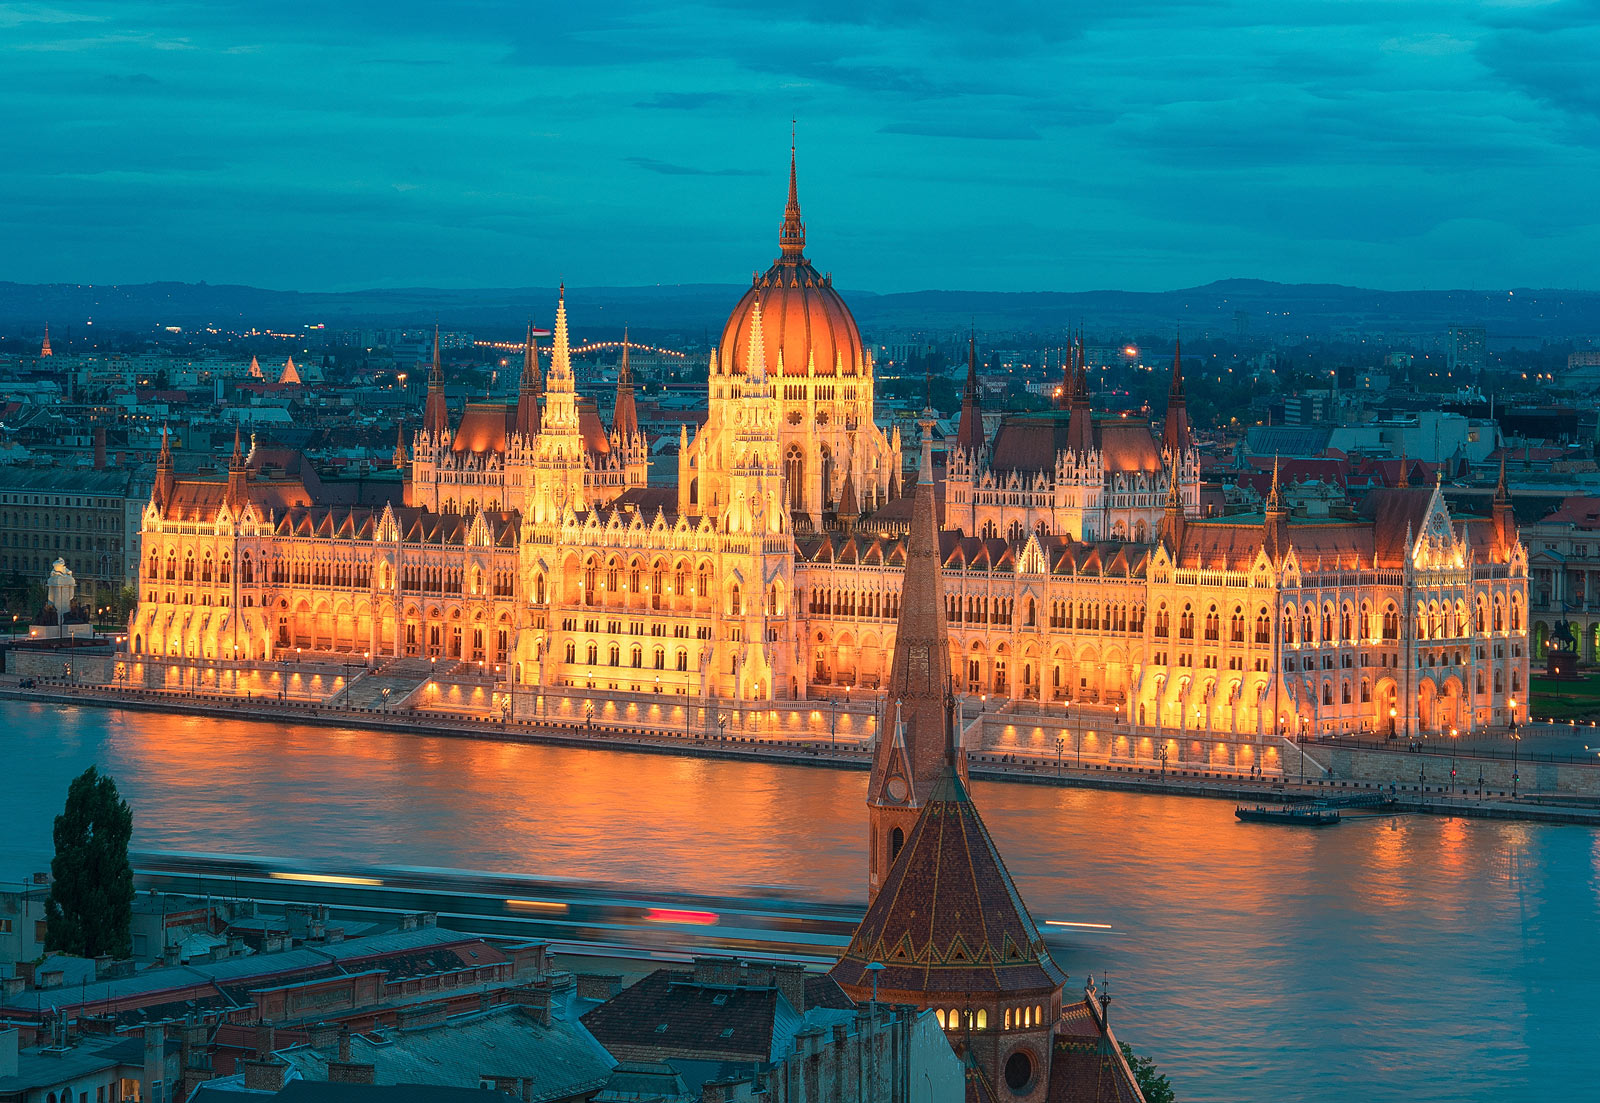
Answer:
[646, 908, 719, 925]
[269, 871, 383, 886]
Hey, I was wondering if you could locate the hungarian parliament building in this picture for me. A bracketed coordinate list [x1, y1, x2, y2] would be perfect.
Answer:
[128, 157, 1529, 740]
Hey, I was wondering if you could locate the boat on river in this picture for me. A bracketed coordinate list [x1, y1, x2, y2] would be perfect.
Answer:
[1235, 803, 1341, 826]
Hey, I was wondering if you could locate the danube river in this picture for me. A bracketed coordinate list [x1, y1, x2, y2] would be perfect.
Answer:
[5, 700, 1594, 1103]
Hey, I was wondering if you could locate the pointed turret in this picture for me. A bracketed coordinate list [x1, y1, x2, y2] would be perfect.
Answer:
[1263, 454, 1288, 561]
[39, 323, 52, 358]
[1396, 445, 1409, 488]
[1492, 449, 1515, 559]
[154, 426, 175, 511]
[1162, 330, 1191, 454]
[514, 322, 542, 439]
[393, 420, 407, 469]
[279, 356, 301, 385]
[778, 143, 806, 262]
[1159, 453, 1186, 557]
[1066, 329, 1095, 454]
[423, 325, 450, 437]
[612, 328, 640, 440]
[248, 355, 262, 378]
[744, 299, 769, 381]
[866, 418, 960, 897]
[954, 331, 984, 458]
[837, 468, 859, 530]
[225, 426, 248, 510]
[549, 286, 575, 391]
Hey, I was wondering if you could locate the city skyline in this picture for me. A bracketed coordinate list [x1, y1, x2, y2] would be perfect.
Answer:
[4, 2, 1598, 294]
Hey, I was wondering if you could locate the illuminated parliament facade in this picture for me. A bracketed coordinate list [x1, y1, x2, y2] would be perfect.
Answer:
[128, 157, 1529, 740]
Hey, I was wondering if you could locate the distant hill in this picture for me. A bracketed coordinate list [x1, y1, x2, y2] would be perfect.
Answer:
[3, 278, 1597, 340]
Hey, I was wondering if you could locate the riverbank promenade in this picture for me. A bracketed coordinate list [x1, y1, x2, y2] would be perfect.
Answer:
[9, 650, 1599, 825]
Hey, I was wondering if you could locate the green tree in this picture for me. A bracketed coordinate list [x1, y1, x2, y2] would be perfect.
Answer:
[44, 767, 135, 959]
[1120, 1042, 1175, 1103]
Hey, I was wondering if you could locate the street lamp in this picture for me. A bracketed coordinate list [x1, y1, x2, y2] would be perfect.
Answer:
[1389, 705, 1397, 739]
[1510, 697, 1520, 799]
[1159, 744, 1169, 778]
[1449, 727, 1459, 797]
[1055, 736, 1064, 776]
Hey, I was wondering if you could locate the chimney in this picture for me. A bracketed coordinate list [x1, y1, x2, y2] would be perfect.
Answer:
[772, 962, 807, 1014]
[254, 1025, 276, 1060]
[511, 983, 553, 1027]
[241, 1059, 287, 1094]
[94, 426, 107, 470]
[307, 1023, 339, 1050]
[575, 974, 623, 1002]
[162, 943, 181, 967]
[337, 1027, 352, 1063]
[94, 954, 112, 979]
[324, 926, 345, 944]
[328, 1061, 376, 1085]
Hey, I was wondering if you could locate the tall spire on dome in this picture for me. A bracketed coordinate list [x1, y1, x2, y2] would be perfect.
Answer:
[424, 324, 450, 436]
[778, 131, 806, 262]
[515, 321, 542, 438]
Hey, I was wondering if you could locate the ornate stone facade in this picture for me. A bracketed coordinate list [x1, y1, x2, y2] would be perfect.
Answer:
[127, 159, 1529, 739]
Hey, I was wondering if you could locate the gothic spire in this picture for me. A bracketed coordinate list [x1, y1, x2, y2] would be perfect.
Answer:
[778, 141, 806, 262]
[955, 331, 984, 458]
[1161, 330, 1191, 454]
[612, 327, 640, 441]
[40, 322, 52, 358]
[515, 321, 542, 438]
[550, 284, 574, 391]
[393, 420, 407, 469]
[423, 324, 450, 436]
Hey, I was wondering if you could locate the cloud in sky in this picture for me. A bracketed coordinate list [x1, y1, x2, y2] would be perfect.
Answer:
[1, 0, 1597, 292]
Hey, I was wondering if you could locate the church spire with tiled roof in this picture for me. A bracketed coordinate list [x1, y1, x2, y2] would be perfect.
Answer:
[864, 417, 962, 898]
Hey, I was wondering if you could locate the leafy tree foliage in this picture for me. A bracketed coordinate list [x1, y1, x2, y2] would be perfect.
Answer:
[44, 767, 134, 959]
[1120, 1042, 1175, 1103]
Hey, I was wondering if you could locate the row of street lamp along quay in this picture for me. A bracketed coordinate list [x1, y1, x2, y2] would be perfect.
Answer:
[19, 652, 1565, 797]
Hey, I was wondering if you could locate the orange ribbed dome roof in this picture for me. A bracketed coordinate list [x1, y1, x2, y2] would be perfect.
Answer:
[719, 151, 866, 377]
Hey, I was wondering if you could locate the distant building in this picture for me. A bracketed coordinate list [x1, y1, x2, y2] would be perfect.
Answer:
[1448, 325, 1486, 378]
[0, 466, 152, 603]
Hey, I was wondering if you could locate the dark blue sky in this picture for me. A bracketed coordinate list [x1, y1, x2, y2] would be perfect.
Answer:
[4, 1, 1597, 292]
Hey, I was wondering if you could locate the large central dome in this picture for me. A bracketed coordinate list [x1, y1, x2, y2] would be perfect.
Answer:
[719, 152, 867, 377]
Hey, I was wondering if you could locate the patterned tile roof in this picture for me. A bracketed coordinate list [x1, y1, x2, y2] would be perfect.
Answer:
[831, 767, 1067, 1000]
